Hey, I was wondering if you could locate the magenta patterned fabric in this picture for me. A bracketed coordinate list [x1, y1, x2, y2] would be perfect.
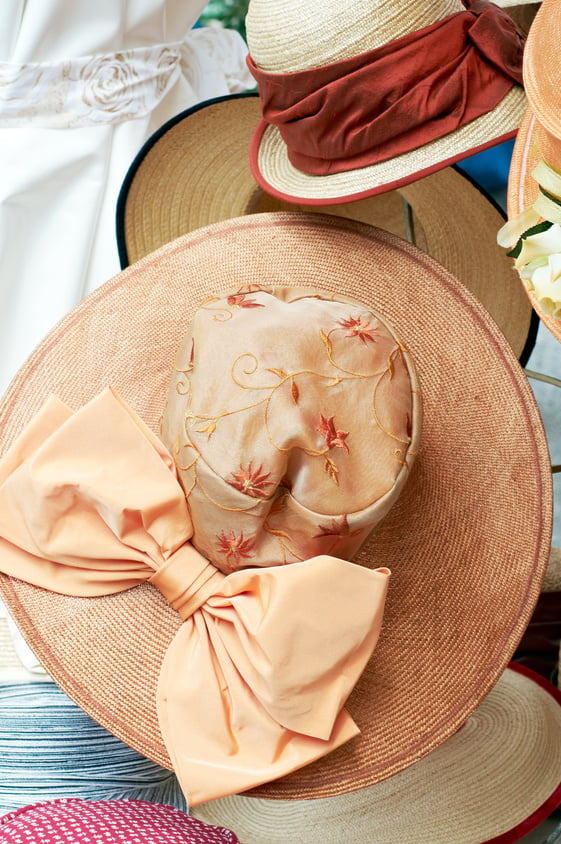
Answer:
[0, 799, 240, 843]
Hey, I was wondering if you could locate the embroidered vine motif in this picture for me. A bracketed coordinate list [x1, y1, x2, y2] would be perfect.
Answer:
[228, 463, 273, 498]
[161, 287, 419, 574]
[314, 514, 362, 539]
[216, 530, 256, 568]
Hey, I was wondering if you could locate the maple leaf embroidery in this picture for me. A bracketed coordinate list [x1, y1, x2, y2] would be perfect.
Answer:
[227, 293, 264, 309]
[314, 514, 361, 539]
[228, 462, 273, 498]
[316, 414, 350, 453]
[338, 315, 380, 344]
[216, 530, 256, 568]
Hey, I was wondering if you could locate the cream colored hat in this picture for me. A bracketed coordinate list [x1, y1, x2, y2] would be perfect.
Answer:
[244, 0, 527, 203]
[116, 94, 535, 363]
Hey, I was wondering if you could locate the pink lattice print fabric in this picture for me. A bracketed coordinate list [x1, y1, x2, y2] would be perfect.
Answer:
[161, 286, 422, 573]
[0, 799, 240, 843]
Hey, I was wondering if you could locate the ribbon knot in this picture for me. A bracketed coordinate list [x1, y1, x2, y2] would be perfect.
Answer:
[0, 388, 391, 805]
[468, 1, 525, 83]
[150, 545, 225, 620]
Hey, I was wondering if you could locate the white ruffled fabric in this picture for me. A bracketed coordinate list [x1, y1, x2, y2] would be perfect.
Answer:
[0, 0, 254, 396]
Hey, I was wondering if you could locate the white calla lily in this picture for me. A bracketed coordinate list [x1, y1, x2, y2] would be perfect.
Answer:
[514, 223, 561, 271]
[530, 253, 561, 318]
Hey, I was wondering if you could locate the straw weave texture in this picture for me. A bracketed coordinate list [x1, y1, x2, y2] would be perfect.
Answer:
[523, 0, 561, 141]
[193, 668, 561, 843]
[0, 213, 552, 801]
[246, 0, 459, 72]
[119, 96, 532, 358]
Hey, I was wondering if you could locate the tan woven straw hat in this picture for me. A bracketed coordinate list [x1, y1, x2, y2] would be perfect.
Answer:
[0, 213, 552, 804]
[116, 93, 535, 363]
[244, 0, 527, 204]
[192, 663, 561, 844]
[504, 0, 561, 345]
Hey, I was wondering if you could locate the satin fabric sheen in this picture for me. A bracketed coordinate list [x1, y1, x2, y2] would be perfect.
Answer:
[248, 0, 524, 175]
[0, 388, 390, 805]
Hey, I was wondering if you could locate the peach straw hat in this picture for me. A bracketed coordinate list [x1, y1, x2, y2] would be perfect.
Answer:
[498, 0, 561, 345]
[193, 663, 561, 844]
[0, 213, 552, 808]
[116, 93, 536, 364]
[244, 0, 528, 205]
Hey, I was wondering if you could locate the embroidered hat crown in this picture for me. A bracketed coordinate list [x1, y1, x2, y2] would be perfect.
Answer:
[161, 287, 421, 573]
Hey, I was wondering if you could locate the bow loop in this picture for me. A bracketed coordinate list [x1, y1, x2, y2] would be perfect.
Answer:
[0, 389, 193, 596]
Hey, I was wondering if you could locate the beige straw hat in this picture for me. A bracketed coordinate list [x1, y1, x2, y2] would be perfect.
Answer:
[116, 93, 535, 363]
[504, 0, 561, 345]
[0, 213, 552, 803]
[244, 0, 527, 204]
[494, 0, 539, 6]
[192, 663, 561, 844]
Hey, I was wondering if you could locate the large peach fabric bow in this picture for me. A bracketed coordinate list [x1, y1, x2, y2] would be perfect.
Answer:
[0, 388, 390, 805]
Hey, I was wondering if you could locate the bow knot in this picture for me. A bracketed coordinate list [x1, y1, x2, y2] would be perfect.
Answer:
[150, 545, 225, 620]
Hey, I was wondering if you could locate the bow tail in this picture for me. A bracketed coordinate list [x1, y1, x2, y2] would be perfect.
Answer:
[157, 615, 360, 806]
[157, 558, 390, 805]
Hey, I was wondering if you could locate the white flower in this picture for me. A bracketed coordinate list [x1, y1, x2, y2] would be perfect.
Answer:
[515, 223, 561, 274]
[530, 253, 561, 319]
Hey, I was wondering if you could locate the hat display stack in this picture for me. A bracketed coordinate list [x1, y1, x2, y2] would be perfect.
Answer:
[1, 2, 561, 844]
[115, 92, 537, 365]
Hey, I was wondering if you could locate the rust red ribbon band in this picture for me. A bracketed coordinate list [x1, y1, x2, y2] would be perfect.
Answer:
[248, 0, 524, 176]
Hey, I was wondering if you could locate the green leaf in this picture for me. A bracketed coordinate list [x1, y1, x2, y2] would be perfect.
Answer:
[506, 220, 554, 259]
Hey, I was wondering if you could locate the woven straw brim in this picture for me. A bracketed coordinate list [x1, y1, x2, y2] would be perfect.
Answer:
[117, 94, 533, 360]
[192, 665, 561, 844]
[523, 0, 561, 141]
[251, 86, 526, 203]
[507, 107, 561, 345]
[0, 213, 552, 801]
[506, 0, 561, 342]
